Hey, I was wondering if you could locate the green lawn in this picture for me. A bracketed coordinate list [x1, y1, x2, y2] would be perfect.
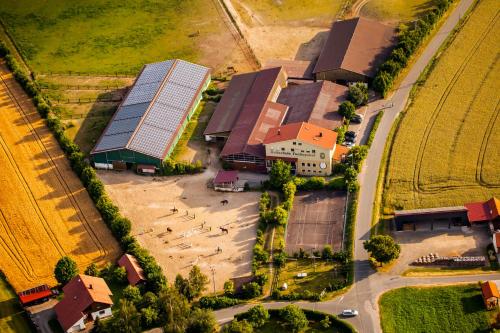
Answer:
[0, 277, 33, 333]
[0, 0, 221, 73]
[360, 0, 439, 23]
[380, 285, 495, 333]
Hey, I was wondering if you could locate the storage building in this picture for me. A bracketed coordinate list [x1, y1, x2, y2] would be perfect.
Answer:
[313, 17, 396, 83]
[91, 59, 210, 169]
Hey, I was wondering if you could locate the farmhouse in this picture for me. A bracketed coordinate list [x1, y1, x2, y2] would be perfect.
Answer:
[55, 275, 113, 333]
[204, 67, 349, 173]
[118, 254, 146, 286]
[313, 17, 396, 83]
[263, 122, 338, 176]
[91, 59, 211, 170]
[465, 197, 500, 225]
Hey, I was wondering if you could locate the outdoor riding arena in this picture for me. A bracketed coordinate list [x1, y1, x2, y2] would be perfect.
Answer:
[0, 62, 120, 292]
[99, 169, 261, 291]
[286, 190, 347, 254]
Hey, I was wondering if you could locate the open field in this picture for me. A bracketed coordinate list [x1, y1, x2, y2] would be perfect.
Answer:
[379, 284, 495, 333]
[383, 0, 500, 212]
[0, 62, 120, 291]
[98, 165, 261, 292]
[360, 0, 439, 24]
[0, 0, 251, 74]
[286, 191, 347, 254]
[0, 276, 32, 333]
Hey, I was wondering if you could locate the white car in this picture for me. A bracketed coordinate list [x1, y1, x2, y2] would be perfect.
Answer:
[341, 309, 359, 317]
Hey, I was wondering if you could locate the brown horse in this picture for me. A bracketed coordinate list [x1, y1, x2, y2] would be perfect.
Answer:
[220, 227, 229, 234]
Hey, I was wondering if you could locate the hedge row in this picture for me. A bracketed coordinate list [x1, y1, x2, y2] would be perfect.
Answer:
[365, 111, 384, 147]
[0, 42, 167, 293]
[160, 158, 203, 176]
[293, 176, 346, 191]
[198, 295, 242, 310]
[373, 0, 455, 96]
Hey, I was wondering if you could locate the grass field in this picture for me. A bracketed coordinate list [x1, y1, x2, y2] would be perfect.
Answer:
[383, 0, 500, 212]
[235, 0, 346, 26]
[379, 285, 495, 333]
[0, 62, 120, 291]
[360, 0, 439, 23]
[0, 0, 238, 74]
[0, 276, 32, 333]
[278, 259, 341, 294]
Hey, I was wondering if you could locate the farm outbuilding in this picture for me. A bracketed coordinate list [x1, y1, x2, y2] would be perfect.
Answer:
[394, 206, 469, 231]
[313, 17, 396, 83]
[91, 59, 211, 169]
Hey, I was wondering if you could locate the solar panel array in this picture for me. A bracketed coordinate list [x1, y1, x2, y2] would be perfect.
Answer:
[94, 59, 210, 159]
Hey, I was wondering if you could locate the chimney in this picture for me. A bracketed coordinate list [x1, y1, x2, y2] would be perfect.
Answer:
[319, 132, 323, 137]
[89, 284, 93, 290]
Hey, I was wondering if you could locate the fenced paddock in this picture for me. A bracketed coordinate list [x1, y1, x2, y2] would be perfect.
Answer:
[286, 191, 347, 254]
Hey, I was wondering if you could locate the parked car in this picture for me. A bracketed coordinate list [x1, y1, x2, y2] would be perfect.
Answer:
[345, 131, 357, 139]
[342, 140, 355, 148]
[351, 114, 363, 123]
[341, 309, 359, 317]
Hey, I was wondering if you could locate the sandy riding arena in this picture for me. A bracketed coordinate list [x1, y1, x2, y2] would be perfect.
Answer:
[99, 170, 260, 292]
[0, 62, 120, 292]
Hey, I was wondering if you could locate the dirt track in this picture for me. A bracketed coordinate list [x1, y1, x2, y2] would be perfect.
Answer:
[0, 62, 120, 291]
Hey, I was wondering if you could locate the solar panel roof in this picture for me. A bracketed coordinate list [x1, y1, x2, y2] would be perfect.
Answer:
[92, 59, 210, 158]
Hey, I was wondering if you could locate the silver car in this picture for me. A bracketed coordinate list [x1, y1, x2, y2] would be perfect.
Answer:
[341, 309, 359, 317]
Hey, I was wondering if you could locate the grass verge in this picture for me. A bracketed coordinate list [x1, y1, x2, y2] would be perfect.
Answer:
[0, 275, 33, 333]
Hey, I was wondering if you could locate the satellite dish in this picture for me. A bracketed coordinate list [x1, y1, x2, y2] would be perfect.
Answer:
[320, 162, 327, 169]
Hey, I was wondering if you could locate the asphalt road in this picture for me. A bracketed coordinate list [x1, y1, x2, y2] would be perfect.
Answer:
[214, 0, 478, 331]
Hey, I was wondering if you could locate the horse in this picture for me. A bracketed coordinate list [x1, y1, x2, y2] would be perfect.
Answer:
[167, 227, 173, 233]
[220, 227, 229, 234]
[171, 207, 178, 213]
[220, 199, 229, 206]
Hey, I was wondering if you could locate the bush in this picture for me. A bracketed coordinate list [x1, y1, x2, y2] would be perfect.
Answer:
[113, 266, 127, 283]
[254, 273, 268, 287]
[273, 252, 287, 268]
[123, 285, 142, 304]
[278, 305, 309, 333]
[245, 305, 269, 328]
[322, 245, 334, 259]
[338, 101, 356, 120]
[347, 82, 368, 106]
[84, 263, 99, 277]
[224, 280, 235, 296]
[240, 282, 262, 299]
[222, 319, 254, 333]
[198, 296, 241, 310]
[54, 256, 78, 285]
[111, 216, 132, 240]
[253, 244, 269, 263]
[269, 160, 292, 190]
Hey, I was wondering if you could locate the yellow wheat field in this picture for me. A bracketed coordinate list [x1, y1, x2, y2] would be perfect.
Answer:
[0, 62, 120, 292]
[384, 0, 500, 211]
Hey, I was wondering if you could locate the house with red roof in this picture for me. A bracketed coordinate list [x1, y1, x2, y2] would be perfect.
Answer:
[212, 170, 246, 192]
[55, 275, 113, 332]
[465, 197, 500, 225]
[118, 254, 146, 286]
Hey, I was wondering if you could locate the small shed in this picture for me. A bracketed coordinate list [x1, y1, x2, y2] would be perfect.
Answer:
[481, 281, 499, 310]
[137, 164, 156, 175]
[213, 170, 245, 192]
[118, 254, 146, 286]
[18, 285, 53, 307]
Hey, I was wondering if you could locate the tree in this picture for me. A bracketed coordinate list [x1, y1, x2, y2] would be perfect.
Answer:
[363, 235, 401, 265]
[273, 251, 287, 268]
[174, 274, 191, 300]
[348, 82, 368, 106]
[338, 101, 356, 120]
[88, 178, 105, 201]
[54, 256, 78, 285]
[186, 308, 218, 333]
[373, 71, 393, 97]
[269, 160, 292, 190]
[224, 280, 235, 297]
[240, 282, 262, 299]
[111, 300, 141, 333]
[141, 306, 159, 329]
[272, 206, 288, 225]
[222, 319, 254, 333]
[123, 285, 142, 304]
[188, 265, 208, 300]
[253, 244, 269, 263]
[321, 245, 333, 259]
[279, 305, 308, 333]
[84, 263, 99, 277]
[113, 266, 127, 283]
[111, 216, 132, 240]
[245, 305, 269, 328]
[158, 288, 190, 333]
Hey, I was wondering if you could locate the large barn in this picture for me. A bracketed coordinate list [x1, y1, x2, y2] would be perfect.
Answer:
[91, 59, 210, 169]
[313, 17, 396, 83]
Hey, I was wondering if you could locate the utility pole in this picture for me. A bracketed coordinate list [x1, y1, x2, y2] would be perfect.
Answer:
[210, 266, 216, 293]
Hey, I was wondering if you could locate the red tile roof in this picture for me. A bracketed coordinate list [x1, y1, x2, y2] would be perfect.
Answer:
[333, 145, 350, 162]
[264, 59, 314, 79]
[213, 170, 238, 184]
[118, 254, 146, 286]
[313, 17, 396, 78]
[465, 197, 500, 223]
[55, 275, 113, 331]
[481, 281, 500, 299]
[263, 122, 337, 150]
[18, 285, 52, 306]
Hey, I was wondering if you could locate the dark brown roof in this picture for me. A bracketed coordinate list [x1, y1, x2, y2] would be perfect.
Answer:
[204, 72, 257, 135]
[280, 81, 346, 130]
[394, 206, 468, 217]
[219, 67, 288, 158]
[313, 17, 396, 78]
[264, 59, 314, 79]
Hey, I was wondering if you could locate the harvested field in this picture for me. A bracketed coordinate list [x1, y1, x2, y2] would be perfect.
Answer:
[0, 62, 120, 292]
[99, 166, 261, 292]
[383, 0, 500, 212]
[360, 0, 440, 24]
[286, 191, 347, 254]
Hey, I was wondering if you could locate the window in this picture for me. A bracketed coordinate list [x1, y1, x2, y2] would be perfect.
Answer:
[306, 150, 310, 153]
[291, 148, 294, 152]
[312, 150, 316, 153]
[298, 142, 302, 146]
[281, 147, 285, 151]
[293, 142, 296, 145]
[301, 150, 304, 153]
[99, 310, 106, 315]
[308, 170, 311, 172]
[313, 164, 316, 167]
[307, 163, 310, 167]
[301, 163, 305, 166]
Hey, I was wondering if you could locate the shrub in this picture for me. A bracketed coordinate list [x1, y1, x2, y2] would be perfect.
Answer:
[240, 282, 262, 299]
[269, 160, 292, 190]
[273, 252, 287, 268]
[222, 319, 254, 333]
[123, 285, 142, 304]
[54, 256, 78, 285]
[254, 273, 268, 287]
[84, 263, 99, 277]
[198, 296, 241, 310]
[87, 178, 105, 202]
[96, 196, 119, 224]
[224, 280, 235, 297]
[278, 305, 309, 333]
[113, 266, 127, 283]
[111, 216, 132, 240]
[322, 245, 334, 259]
[338, 101, 356, 120]
[141, 306, 159, 329]
[245, 305, 269, 328]
[253, 244, 269, 263]
[347, 82, 368, 106]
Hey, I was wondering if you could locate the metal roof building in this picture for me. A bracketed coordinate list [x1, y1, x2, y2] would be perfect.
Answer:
[91, 59, 210, 169]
